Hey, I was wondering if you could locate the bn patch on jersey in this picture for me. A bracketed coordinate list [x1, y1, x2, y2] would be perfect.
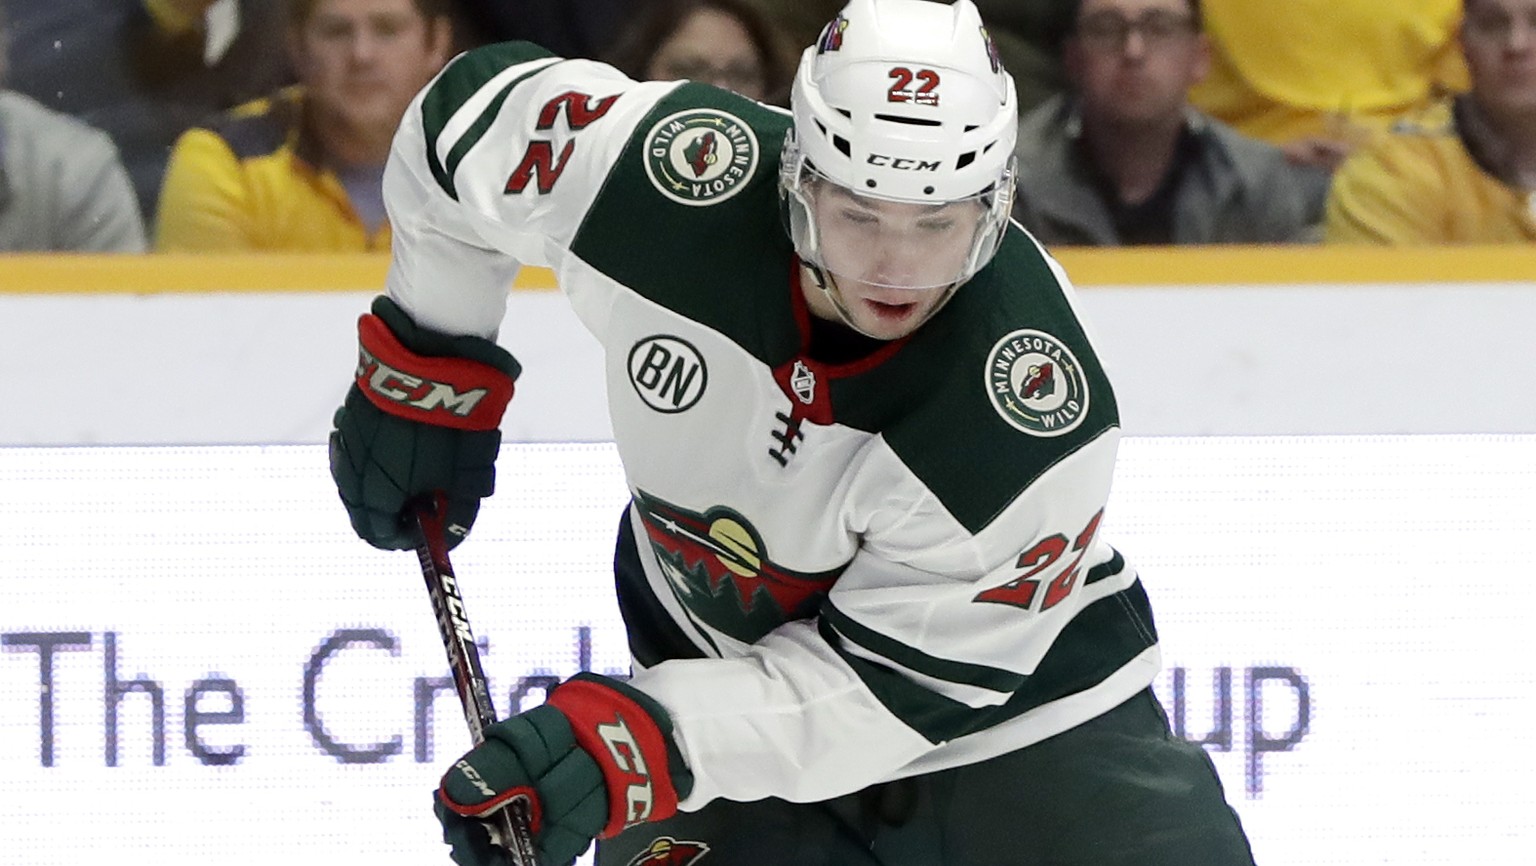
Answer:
[629, 335, 708, 413]
[985, 329, 1090, 437]
[643, 109, 760, 206]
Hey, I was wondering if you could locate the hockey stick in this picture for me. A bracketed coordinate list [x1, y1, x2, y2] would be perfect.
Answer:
[413, 497, 540, 866]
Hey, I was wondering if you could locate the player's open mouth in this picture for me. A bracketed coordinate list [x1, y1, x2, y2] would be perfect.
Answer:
[865, 299, 917, 320]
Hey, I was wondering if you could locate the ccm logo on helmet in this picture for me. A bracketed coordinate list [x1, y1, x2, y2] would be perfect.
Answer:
[357, 345, 489, 417]
[866, 154, 940, 171]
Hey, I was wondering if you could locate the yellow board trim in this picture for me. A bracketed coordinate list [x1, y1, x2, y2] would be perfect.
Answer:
[1052, 245, 1536, 286]
[0, 247, 1530, 294]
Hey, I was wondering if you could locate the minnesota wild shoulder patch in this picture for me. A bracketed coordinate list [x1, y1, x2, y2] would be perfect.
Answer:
[985, 329, 1090, 437]
[643, 109, 760, 206]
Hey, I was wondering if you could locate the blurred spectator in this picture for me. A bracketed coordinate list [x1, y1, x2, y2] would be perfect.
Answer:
[606, 0, 795, 105]
[1013, 0, 1325, 246]
[0, 10, 146, 251]
[154, 0, 452, 251]
[0, 95, 147, 252]
[448, 0, 628, 60]
[1, 0, 291, 221]
[1326, 0, 1536, 244]
[737, 0, 1075, 113]
[1188, 0, 1469, 173]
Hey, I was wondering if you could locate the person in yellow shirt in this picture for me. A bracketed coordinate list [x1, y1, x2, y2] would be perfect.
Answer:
[1188, 0, 1469, 173]
[155, 0, 453, 251]
[1325, 0, 1536, 244]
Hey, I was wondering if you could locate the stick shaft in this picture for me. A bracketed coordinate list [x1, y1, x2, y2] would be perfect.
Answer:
[414, 502, 540, 866]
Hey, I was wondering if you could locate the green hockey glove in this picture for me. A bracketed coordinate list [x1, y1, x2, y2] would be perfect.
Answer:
[435, 673, 694, 866]
[328, 295, 519, 550]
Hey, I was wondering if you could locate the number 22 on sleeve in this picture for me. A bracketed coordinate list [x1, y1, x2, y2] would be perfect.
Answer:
[973, 509, 1105, 612]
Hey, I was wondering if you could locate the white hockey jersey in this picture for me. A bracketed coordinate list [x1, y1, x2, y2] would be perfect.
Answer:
[381, 43, 1161, 811]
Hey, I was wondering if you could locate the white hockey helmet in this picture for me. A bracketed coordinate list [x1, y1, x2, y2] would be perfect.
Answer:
[781, 0, 1018, 306]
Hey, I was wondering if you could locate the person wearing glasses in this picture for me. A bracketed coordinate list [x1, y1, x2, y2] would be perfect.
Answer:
[1325, 0, 1536, 244]
[605, 0, 796, 106]
[1012, 0, 1326, 246]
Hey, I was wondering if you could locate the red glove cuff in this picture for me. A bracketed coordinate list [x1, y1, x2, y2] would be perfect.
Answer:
[354, 313, 514, 431]
[547, 679, 682, 837]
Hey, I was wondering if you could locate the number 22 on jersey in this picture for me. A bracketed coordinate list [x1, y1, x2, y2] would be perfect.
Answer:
[505, 91, 619, 194]
[974, 509, 1105, 613]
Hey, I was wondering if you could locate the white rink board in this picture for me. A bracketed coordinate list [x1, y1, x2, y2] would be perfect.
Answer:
[2, 436, 1535, 865]
[4, 283, 1536, 446]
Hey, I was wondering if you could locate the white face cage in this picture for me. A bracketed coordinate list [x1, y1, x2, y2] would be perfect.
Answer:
[780, 131, 1016, 293]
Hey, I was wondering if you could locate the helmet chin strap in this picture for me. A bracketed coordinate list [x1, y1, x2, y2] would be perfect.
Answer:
[804, 262, 877, 339]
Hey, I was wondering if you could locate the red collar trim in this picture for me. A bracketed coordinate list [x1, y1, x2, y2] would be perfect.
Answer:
[788, 259, 910, 377]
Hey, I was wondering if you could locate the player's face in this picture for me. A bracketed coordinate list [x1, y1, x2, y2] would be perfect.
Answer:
[807, 183, 982, 340]
[1462, 0, 1536, 120]
[1065, 0, 1208, 129]
[290, 0, 453, 147]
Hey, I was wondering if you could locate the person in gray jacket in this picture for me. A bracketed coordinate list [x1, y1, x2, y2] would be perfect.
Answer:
[0, 9, 146, 252]
[1013, 0, 1326, 246]
[0, 89, 147, 252]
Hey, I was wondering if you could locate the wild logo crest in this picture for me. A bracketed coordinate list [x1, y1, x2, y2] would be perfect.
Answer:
[635, 492, 841, 643]
[985, 329, 1090, 437]
[818, 14, 849, 53]
[980, 25, 1003, 73]
[626, 836, 710, 866]
[643, 109, 759, 206]
[683, 132, 718, 177]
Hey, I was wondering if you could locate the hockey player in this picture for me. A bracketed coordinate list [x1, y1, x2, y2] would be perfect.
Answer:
[328, 0, 1256, 863]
